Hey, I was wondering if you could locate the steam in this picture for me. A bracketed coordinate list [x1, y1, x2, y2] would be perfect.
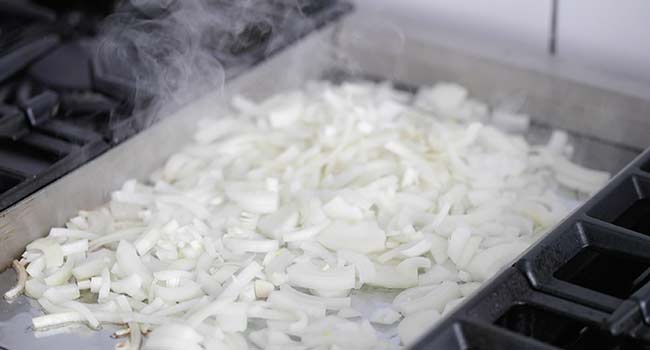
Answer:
[94, 0, 296, 123]
[94, 0, 346, 128]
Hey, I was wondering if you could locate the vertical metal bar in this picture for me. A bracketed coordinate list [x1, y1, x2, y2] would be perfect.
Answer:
[549, 0, 559, 55]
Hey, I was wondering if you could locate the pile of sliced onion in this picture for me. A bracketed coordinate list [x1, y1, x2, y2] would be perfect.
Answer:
[9, 80, 609, 349]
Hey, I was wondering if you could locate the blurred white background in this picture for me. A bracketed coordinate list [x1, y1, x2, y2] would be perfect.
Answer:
[351, 0, 650, 88]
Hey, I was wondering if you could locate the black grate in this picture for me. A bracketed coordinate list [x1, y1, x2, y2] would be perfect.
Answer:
[554, 247, 650, 300]
[417, 149, 650, 349]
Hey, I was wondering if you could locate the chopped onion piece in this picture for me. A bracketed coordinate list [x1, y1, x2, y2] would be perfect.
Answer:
[466, 242, 528, 281]
[224, 238, 279, 254]
[215, 302, 248, 332]
[337, 250, 376, 286]
[116, 241, 152, 285]
[142, 323, 203, 350]
[258, 206, 300, 239]
[419, 264, 459, 285]
[254, 279, 275, 299]
[44, 257, 74, 286]
[429, 234, 448, 264]
[72, 258, 109, 280]
[280, 284, 350, 310]
[49, 228, 98, 240]
[287, 262, 355, 290]
[154, 281, 203, 303]
[282, 221, 329, 242]
[318, 220, 386, 254]
[60, 240, 89, 256]
[369, 307, 401, 325]
[43, 284, 80, 302]
[25, 278, 48, 299]
[367, 263, 418, 289]
[26, 238, 63, 269]
[224, 184, 279, 214]
[337, 307, 362, 318]
[460, 282, 482, 297]
[398, 309, 441, 346]
[322, 196, 364, 221]
[26, 256, 46, 278]
[394, 281, 460, 315]
[4, 260, 27, 299]
[219, 261, 263, 301]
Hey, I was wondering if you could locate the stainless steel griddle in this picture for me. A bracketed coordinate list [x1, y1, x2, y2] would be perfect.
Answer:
[1, 6, 649, 350]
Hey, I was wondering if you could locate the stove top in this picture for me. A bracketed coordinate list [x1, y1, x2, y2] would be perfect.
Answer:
[0, 0, 351, 211]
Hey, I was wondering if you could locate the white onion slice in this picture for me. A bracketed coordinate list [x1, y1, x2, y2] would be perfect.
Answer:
[369, 307, 401, 325]
[287, 262, 355, 291]
[26, 238, 63, 269]
[398, 309, 441, 346]
[317, 220, 386, 254]
[394, 281, 460, 315]
[367, 263, 418, 289]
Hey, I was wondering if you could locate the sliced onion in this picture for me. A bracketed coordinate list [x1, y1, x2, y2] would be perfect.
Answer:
[337, 250, 376, 286]
[287, 262, 355, 291]
[43, 284, 80, 302]
[154, 282, 203, 303]
[17, 80, 606, 347]
[317, 220, 386, 254]
[367, 263, 418, 289]
[394, 281, 460, 315]
[419, 263, 459, 285]
[224, 238, 279, 254]
[72, 258, 109, 280]
[369, 307, 401, 325]
[4, 260, 27, 299]
[398, 309, 441, 346]
[280, 284, 350, 310]
[219, 261, 263, 301]
[224, 183, 279, 214]
[282, 221, 329, 243]
[116, 241, 152, 285]
[49, 228, 98, 240]
[26, 238, 63, 269]
[258, 206, 300, 239]
[142, 323, 203, 350]
[466, 242, 528, 281]
[44, 257, 74, 286]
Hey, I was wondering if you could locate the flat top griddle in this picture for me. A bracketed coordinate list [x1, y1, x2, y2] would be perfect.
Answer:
[0, 74, 644, 349]
[1, 2, 649, 350]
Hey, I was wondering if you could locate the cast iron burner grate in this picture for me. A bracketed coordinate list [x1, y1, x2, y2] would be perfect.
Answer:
[415, 149, 650, 349]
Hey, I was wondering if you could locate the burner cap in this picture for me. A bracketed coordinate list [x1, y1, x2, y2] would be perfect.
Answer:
[28, 41, 92, 91]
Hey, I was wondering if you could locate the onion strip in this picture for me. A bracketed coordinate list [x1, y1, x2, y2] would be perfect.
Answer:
[4, 260, 27, 300]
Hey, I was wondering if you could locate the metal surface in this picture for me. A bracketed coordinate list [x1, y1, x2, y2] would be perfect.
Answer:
[0, 25, 337, 350]
[0, 269, 117, 350]
[335, 13, 650, 151]
[0, 23, 337, 270]
[0, 11, 649, 350]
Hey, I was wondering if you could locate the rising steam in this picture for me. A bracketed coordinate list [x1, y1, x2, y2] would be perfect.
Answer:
[94, 0, 292, 122]
[95, 0, 345, 127]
